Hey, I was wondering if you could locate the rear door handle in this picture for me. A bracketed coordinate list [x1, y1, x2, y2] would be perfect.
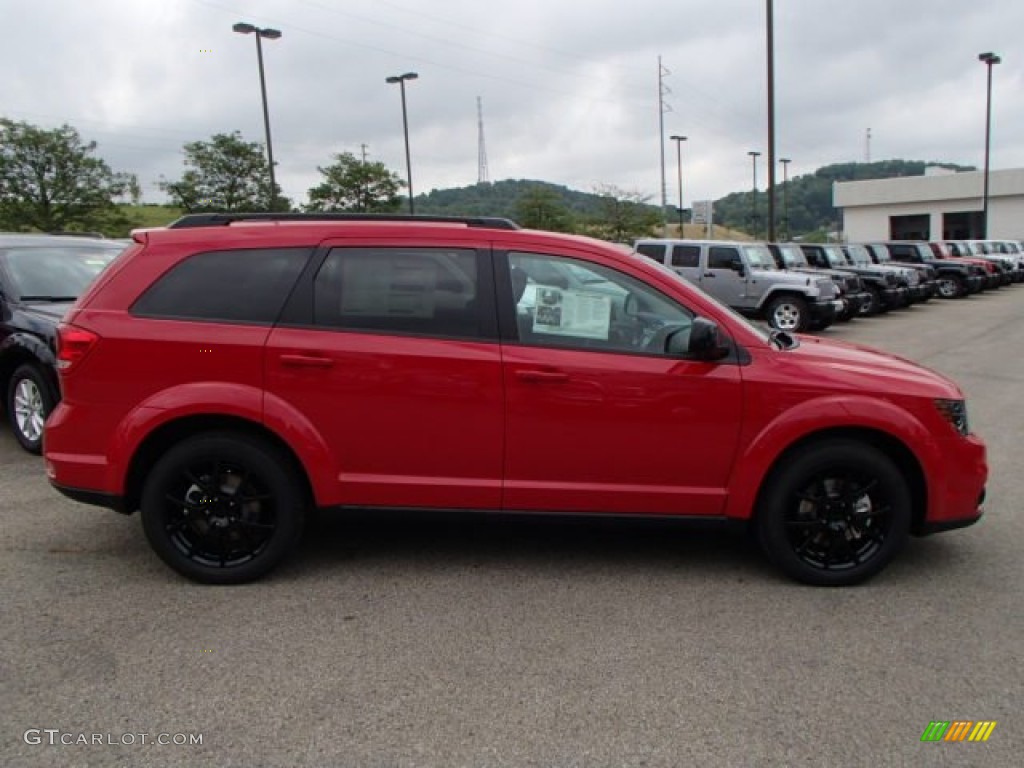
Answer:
[280, 354, 334, 369]
[515, 369, 569, 383]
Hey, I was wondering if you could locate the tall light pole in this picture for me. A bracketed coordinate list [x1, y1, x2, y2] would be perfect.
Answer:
[748, 150, 761, 238]
[779, 157, 791, 241]
[670, 135, 687, 235]
[978, 52, 1000, 238]
[233, 22, 282, 211]
[386, 72, 419, 215]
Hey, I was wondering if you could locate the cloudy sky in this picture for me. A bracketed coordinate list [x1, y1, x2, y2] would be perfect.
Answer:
[2, 0, 1021, 208]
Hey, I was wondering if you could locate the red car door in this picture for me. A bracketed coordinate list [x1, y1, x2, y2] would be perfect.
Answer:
[263, 240, 504, 510]
[499, 248, 744, 516]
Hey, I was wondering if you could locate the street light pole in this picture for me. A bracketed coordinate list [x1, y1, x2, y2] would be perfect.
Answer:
[748, 150, 761, 238]
[670, 135, 687, 235]
[233, 22, 282, 211]
[765, 0, 777, 242]
[779, 157, 791, 241]
[386, 72, 419, 215]
[978, 52, 1000, 238]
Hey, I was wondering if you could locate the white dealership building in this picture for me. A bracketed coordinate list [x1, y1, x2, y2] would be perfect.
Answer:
[834, 166, 1024, 241]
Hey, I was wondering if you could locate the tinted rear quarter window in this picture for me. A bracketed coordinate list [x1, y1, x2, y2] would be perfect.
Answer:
[131, 248, 311, 323]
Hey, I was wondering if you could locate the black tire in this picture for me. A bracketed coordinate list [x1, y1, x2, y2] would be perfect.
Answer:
[765, 294, 809, 332]
[141, 432, 306, 584]
[756, 439, 911, 586]
[7, 363, 56, 454]
[936, 275, 965, 299]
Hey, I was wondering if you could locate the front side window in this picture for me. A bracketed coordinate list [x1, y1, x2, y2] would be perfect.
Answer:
[708, 247, 741, 270]
[313, 247, 485, 339]
[508, 251, 693, 356]
[132, 248, 310, 323]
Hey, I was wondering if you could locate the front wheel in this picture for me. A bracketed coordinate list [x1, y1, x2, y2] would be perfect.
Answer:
[141, 432, 306, 584]
[756, 439, 911, 586]
[765, 295, 809, 332]
[936, 275, 965, 299]
[7, 363, 56, 454]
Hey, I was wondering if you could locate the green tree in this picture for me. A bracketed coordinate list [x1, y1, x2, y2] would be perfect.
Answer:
[159, 131, 283, 212]
[0, 119, 134, 232]
[587, 184, 660, 243]
[515, 185, 574, 232]
[304, 152, 403, 212]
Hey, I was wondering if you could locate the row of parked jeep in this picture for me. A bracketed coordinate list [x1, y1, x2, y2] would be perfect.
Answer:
[632, 238, 1024, 332]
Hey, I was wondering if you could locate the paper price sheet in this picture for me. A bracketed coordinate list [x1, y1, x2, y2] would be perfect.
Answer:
[532, 287, 611, 340]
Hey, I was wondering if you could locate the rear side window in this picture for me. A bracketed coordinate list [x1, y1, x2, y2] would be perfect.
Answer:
[313, 247, 487, 339]
[671, 245, 700, 267]
[131, 248, 311, 324]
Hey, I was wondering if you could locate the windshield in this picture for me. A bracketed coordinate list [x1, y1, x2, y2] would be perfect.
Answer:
[0, 244, 122, 300]
[742, 245, 777, 270]
[845, 244, 873, 266]
[871, 245, 892, 262]
[777, 245, 807, 268]
[822, 246, 848, 268]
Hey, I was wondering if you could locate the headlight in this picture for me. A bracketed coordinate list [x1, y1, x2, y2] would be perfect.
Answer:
[934, 398, 969, 436]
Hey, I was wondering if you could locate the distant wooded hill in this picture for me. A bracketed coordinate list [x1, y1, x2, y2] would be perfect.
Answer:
[415, 160, 976, 238]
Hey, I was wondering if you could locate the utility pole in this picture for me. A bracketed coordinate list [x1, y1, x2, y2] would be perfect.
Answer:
[865, 128, 872, 163]
[477, 96, 490, 185]
[658, 57, 672, 236]
[765, 0, 777, 242]
[360, 143, 370, 212]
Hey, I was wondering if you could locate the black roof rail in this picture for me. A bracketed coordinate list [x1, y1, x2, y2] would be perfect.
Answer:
[166, 212, 521, 230]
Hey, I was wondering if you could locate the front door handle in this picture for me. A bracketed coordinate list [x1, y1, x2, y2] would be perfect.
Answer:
[515, 369, 569, 383]
[280, 354, 334, 369]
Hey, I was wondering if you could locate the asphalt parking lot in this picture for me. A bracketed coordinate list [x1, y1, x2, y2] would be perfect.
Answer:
[2, 288, 1022, 768]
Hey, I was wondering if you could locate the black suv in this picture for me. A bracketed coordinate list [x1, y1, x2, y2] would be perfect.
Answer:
[799, 243, 905, 314]
[875, 241, 983, 298]
[0, 234, 125, 452]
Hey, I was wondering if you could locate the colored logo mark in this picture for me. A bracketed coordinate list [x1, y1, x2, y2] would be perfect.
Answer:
[921, 721, 997, 742]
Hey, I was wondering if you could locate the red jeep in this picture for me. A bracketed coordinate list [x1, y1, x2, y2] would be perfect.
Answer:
[45, 214, 987, 586]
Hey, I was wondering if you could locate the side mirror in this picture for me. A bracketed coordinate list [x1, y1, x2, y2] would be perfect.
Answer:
[730, 260, 746, 277]
[668, 317, 730, 360]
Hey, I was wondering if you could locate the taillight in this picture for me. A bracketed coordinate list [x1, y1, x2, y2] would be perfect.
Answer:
[56, 324, 99, 372]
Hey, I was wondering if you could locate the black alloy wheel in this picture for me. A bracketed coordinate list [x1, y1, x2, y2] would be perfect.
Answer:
[141, 433, 305, 584]
[757, 440, 911, 586]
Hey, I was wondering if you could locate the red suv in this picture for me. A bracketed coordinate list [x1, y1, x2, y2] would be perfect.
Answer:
[45, 214, 988, 586]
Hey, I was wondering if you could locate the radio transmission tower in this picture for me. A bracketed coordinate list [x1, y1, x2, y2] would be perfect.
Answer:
[477, 96, 490, 184]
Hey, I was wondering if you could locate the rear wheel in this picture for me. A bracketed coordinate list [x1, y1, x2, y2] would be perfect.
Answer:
[765, 295, 809, 332]
[141, 432, 306, 584]
[7, 363, 55, 454]
[756, 439, 911, 586]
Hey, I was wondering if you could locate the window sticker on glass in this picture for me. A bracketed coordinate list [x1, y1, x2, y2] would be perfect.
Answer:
[340, 256, 437, 318]
[532, 287, 612, 339]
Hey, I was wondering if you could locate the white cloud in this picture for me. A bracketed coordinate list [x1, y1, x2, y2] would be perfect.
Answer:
[2, 0, 1020, 206]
